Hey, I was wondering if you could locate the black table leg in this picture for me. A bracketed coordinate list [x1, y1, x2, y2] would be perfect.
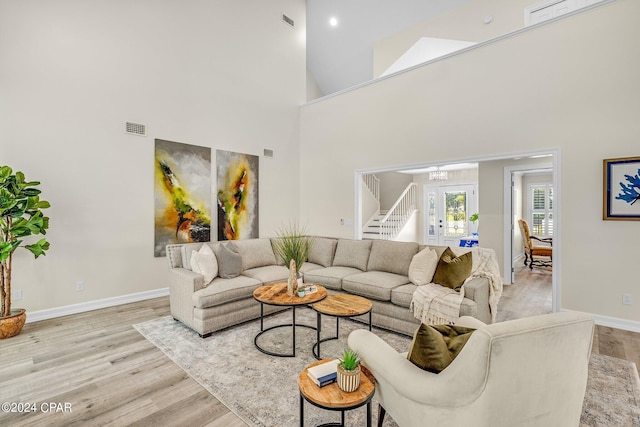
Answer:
[300, 393, 304, 427]
[260, 302, 264, 331]
[292, 305, 297, 357]
[316, 311, 322, 359]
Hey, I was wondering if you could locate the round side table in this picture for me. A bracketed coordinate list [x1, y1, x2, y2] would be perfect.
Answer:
[312, 294, 372, 360]
[299, 359, 375, 427]
[253, 282, 327, 357]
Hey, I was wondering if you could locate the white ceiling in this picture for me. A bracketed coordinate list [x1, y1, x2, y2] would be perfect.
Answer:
[306, 0, 473, 96]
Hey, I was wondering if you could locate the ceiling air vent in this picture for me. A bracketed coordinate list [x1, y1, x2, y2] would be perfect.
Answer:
[125, 122, 146, 136]
[282, 14, 294, 28]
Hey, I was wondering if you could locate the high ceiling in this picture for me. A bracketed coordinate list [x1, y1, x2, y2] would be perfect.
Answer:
[306, 0, 473, 97]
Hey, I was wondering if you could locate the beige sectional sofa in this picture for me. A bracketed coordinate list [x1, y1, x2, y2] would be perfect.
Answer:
[166, 237, 492, 337]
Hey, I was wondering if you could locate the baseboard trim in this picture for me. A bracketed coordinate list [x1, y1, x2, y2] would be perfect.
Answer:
[593, 313, 640, 333]
[25, 288, 169, 324]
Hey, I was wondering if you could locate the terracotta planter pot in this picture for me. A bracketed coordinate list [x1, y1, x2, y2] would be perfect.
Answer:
[0, 308, 27, 339]
[337, 365, 361, 392]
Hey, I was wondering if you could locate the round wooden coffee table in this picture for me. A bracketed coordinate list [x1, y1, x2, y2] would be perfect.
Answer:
[253, 282, 327, 357]
[311, 294, 372, 360]
[299, 359, 375, 427]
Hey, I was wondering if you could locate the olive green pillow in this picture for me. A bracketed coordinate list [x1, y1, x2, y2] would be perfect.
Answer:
[432, 247, 472, 290]
[407, 324, 476, 373]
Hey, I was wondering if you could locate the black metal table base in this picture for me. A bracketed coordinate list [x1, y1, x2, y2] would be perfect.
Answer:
[254, 303, 316, 357]
[313, 311, 372, 360]
[300, 393, 372, 427]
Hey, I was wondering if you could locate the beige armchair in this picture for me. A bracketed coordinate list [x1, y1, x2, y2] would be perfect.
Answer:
[518, 219, 552, 270]
[348, 312, 594, 427]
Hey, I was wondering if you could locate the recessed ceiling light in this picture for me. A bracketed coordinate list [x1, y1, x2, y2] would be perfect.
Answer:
[329, 17, 338, 27]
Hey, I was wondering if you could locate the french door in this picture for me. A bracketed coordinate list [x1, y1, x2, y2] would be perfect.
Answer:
[424, 184, 477, 247]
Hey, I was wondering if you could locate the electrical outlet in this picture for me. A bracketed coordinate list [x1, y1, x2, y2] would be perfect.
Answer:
[13, 289, 23, 301]
[76, 281, 85, 292]
[623, 294, 632, 305]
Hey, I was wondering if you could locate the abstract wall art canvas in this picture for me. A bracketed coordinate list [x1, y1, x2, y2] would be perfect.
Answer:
[154, 139, 212, 256]
[216, 150, 259, 240]
[603, 156, 640, 220]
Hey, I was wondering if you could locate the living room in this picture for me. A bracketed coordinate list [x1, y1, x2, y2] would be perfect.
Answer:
[1, 0, 639, 425]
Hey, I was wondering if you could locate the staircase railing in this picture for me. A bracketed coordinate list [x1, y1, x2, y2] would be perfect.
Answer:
[362, 173, 380, 202]
[379, 183, 417, 240]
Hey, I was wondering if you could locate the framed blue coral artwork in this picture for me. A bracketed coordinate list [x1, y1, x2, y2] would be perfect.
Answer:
[603, 156, 640, 220]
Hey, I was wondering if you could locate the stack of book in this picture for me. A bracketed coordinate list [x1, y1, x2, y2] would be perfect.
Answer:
[307, 359, 339, 387]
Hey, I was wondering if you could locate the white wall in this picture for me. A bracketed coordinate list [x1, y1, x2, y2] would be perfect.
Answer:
[300, 0, 640, 325]
[0, 0, 306, 314]
[374, 0, 545, 77]
[377, 172, 413, 210]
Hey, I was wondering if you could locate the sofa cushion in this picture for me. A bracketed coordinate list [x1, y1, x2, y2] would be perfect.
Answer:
[408, 247, 439, 286]
[367, 240, 418, 275]
[307, 237, 338, 267]
[242, 265, 289, 285]
[300, 262, 324, 274]
[192, 275, 262, 308]
[190, 244, 218, 285]
[390, 283, 417, 308]
[342, 271, 410, 301]
[332, 239, 372, 271]
[407, 323, 476, 373]
[216, 242, 243, 279]
[232, 238, 277, 271]
[432, 247, 472, 290]
[303, 266, 362, 290]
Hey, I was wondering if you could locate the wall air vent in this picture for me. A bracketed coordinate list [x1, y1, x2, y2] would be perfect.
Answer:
[125, 122, 146, 136]
[263, 148, 274, 158]
[282, 14, 294, 28]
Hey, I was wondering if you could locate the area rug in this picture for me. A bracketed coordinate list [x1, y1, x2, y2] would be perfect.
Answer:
[134, 310, 640, 426]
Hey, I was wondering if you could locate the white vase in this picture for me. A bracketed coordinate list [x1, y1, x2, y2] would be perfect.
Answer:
[337, 365, 360, 392]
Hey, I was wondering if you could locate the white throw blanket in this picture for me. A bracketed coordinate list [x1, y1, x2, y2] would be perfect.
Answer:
[410, 247, 503, 325]
[410, 281, 466, 325]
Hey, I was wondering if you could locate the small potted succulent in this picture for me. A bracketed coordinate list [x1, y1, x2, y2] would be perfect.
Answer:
[337, 348, 361, 392]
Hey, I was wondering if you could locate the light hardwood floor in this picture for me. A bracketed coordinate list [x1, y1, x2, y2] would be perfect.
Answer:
[1, 270, 638, 426]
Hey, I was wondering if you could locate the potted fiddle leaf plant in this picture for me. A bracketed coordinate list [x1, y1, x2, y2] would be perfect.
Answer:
[337, 348, 361, 392]
[0, 166, 51, 339]
[272, 222, 313, 296]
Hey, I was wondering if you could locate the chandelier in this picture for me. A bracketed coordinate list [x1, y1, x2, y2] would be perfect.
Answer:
[429, 168, 448, 181]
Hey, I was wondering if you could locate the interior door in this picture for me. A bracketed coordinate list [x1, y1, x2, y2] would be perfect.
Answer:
[424, 185, 476, 246]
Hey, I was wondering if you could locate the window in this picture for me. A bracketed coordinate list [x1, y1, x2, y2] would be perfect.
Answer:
[530, 184, 553, 236]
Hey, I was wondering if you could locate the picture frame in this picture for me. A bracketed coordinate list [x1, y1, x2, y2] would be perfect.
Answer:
[603, 156, 640, 220]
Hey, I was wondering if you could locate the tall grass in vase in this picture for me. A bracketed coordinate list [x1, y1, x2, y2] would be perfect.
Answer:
[272, 223, 313, 296]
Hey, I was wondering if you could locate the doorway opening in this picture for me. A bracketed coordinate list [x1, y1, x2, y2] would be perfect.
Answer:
[424, 184, 477, 247]
[355, 148, 560, 316]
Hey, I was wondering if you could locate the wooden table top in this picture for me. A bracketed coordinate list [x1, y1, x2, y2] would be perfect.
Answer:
[299, 359, 375, 409]
[253, 282, 327, 306]
[312, 293, 372, 317]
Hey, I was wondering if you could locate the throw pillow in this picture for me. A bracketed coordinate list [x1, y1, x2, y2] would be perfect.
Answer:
[432, 247, 472, 290]
[307, 237, 338, 267]
[217, 242, 243, 279]
[407, 324, 476, 373]
[332, 239, 372, 271]
[190, 244, 218, 285]
[408, 247, 439, 286]
[367, 240, 419, 276]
